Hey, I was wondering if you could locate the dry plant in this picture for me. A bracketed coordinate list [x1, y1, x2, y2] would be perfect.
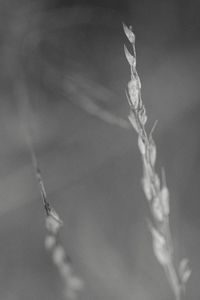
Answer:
[27, 134, 83, 300]
[123, 23, 191, 300]
[20, 21, 192, 300]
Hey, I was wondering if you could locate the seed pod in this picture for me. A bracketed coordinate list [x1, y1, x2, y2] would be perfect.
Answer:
[135, 72, 141, 89]
[53, 245, 66, 266]
[142, 176, 152, 201]
[122, 23, 135, 44]
[138, 105, 147, 126]
[154, 174, 160, 190]
[181, 269, 191, 284]
[60, 263, 71, 278]
[128, 79, 139, 109]
[49, 207, 63, 226]
[179, 259, 191, 284]
[149, 225, 169, 266]
[46, 215, 61, 234]
[152, 196, 164, 222]
[149, 138, 156, 167]
[124, 45, 136, 67]
[65, 276, 84, 300]
[128, 111, 139, 133]
[160, 186, 170, 215]
[138, 135, 146, 155]
[45, 235, 56, 250]
[143, 159, 153, 179]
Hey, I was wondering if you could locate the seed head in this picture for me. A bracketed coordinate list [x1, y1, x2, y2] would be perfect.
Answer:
[128, 79, 139, 109]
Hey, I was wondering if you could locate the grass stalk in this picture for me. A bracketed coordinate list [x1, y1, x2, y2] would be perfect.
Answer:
[26, 132, 83, 300]
[123, 23, 191, 300]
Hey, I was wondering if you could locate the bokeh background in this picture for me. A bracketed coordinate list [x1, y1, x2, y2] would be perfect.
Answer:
[0, 0, 200, 299]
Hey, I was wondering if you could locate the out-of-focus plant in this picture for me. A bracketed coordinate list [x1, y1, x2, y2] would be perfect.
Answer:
[123, 23, 191, 300]
[27, 133, 83, 300]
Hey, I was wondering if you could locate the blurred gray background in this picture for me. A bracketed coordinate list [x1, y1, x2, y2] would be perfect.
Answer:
[0, 0, 200, 299]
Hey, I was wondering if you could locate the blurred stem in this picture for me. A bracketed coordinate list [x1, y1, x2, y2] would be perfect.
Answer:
[164, 261, 181, 300]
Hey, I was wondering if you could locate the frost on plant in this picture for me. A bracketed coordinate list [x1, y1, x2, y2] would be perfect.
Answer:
[123, 23, 191, 300]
